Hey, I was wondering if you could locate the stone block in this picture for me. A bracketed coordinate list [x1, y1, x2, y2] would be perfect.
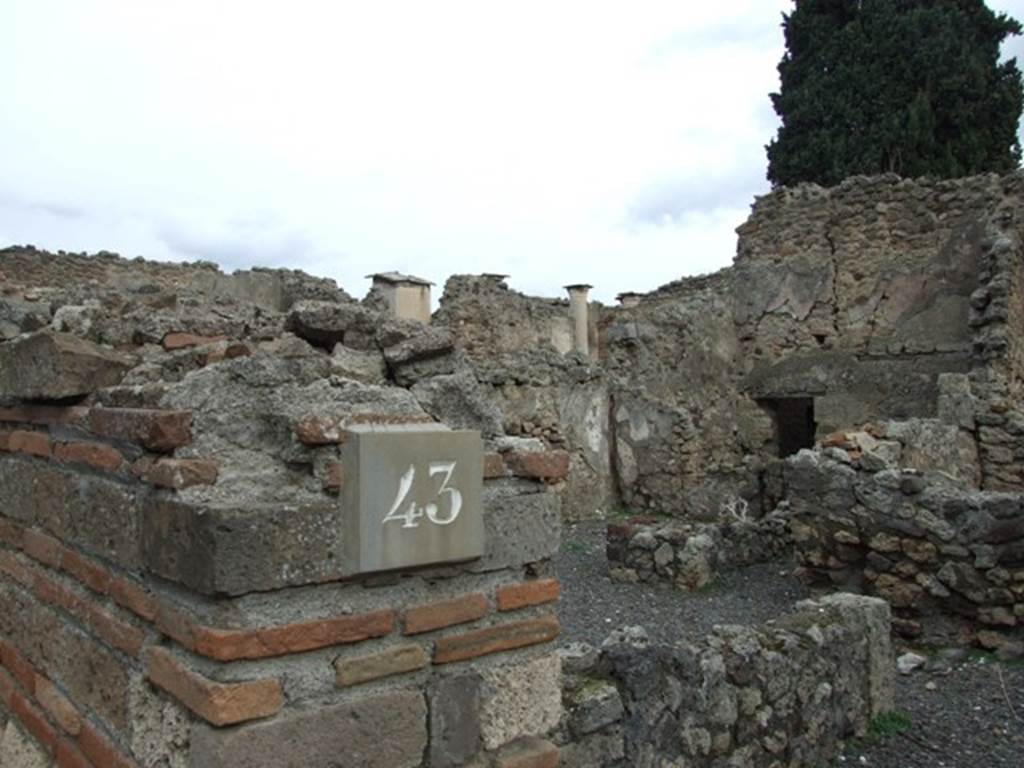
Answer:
[470, 487, 561, 572]
[479, 653, 562, 750]
[0, 330, 133, 402]
[568, 680, 624, 736]
[141, 497, 344, 595]
[429, 674, 482, 768]
[190, 690, 427, 768]
[286, 299, 377, 349]
[0, 458, 141, 570]
[0, 720, 50, 768]
[491, 736, 560, 768]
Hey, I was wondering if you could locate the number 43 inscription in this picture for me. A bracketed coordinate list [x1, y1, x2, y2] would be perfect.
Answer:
[382, 461, 462, 528]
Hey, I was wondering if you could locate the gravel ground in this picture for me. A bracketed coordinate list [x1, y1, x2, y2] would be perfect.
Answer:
[555, 520, 1024, 768]
[556, 520, 809, 646]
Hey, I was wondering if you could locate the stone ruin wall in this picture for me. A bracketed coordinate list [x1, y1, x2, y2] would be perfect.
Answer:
[3, 171, 1023, 766]
[0, 245, 896, 767]
[0, 257, 574, 767]
[434, 275, 617, 522]
[786, 445, 1024, 651]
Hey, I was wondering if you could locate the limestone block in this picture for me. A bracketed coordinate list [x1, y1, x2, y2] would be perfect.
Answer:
[0, 329, 133, 401]
[479, 653, 562, 750]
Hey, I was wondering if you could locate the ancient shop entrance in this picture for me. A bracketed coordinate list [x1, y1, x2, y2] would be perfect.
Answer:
[762, 397, 816, 458]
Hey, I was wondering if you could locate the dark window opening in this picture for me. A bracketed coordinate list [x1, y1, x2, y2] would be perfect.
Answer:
[763, 397, 816, 458]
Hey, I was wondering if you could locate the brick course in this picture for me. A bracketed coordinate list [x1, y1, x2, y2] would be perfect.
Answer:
[496, 579, 560, 612]
[145, 647, 283, 727]
[404, 593, 489, 635]
[433, 616, 560, 664]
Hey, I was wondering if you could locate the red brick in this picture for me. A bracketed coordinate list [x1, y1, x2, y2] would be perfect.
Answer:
[78, 721, 137, 768]
[22, 528, 64, 567]
[9, 429, 52, 457]
[192, 609, 395, 661]
[0, 667, 15, 708]
[35, 676, 82, 736]
[146, 647, 283, 726]
[496, 578, 560, 612]
[0, 550, 33, 588]
[11, 689, 57, 755]
[433, 616, 560, 664]
[61, 549, 111, 594]
[162, 332, 228, 351]
[32, 571, 88, 620]
[0, 405, 89, 427]
[493, 736, 560, 768]
[0, 516, 25, 547]
[87, 408, 192, 452]
[56, 738, 92, 768]
[294, 415, 349, 446]
[87, 604, 146, 658]
[53, 441, 124, 472]
[0, 638, 36, 693]
[483, 452, 506, 479]
[0, 429, 10, 451]
[404, 593, 489, 635]
[505, 450, 570, 482]
[109, 577, 158, 622]
[138, 458, 218, 489]
[154, 603, 198, 651]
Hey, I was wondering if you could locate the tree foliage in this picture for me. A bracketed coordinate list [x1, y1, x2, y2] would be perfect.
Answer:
[766, 0, 1024, 187]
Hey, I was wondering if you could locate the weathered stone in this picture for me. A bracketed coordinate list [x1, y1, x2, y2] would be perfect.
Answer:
[141, 497, 344, 595]
[412, 371, 504, 437]
[0, 330, 133, 401]
[429, 674, 482, 768]
[0, 720, 49, 768]
[479, 653, 562, 750]
[470, 487, 560, 572]
[190, 691, 427, 768]
[0, 295, 51, 341]
[286, 299, 377, 349]
[568, 680, 624, 736]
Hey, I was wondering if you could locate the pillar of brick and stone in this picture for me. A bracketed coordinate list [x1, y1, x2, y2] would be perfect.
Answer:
[0, 328, 566, 767]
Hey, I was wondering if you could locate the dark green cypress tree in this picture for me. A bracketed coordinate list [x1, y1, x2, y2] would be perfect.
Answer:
[766, 0, 1024, 187]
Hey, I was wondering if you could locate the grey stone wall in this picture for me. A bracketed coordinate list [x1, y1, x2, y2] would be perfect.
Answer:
[787, 446, 1024, 648]
[605, 511, 791, 591]
[556, 593, 894, 768]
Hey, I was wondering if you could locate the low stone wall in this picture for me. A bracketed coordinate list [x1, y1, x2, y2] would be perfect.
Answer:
[606, 511, 792, 590]
[555, 593, 894, 768]
[787, 449, 1024, 648]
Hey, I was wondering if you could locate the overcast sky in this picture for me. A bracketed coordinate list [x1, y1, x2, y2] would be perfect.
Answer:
[2, 1, 1023, 304]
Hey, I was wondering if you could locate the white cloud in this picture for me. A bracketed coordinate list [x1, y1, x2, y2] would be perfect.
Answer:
[6, 1, 1017, 305]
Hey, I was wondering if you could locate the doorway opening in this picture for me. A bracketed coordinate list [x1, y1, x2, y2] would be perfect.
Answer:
[762, 397, 816, 458]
